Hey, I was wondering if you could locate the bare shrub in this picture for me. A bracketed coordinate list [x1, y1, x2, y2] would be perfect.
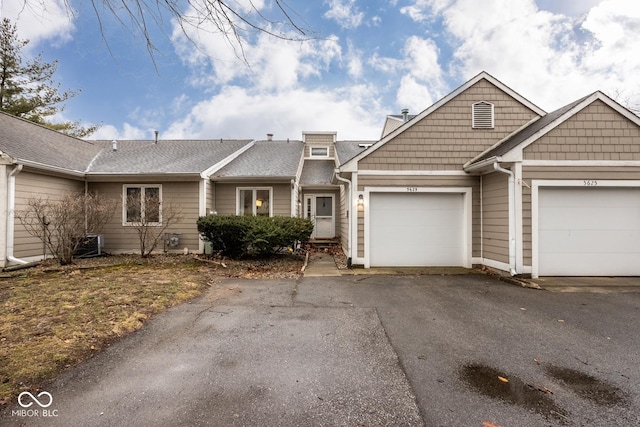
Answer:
[15, 192, 116, 265]
[125, 190, 182, 257]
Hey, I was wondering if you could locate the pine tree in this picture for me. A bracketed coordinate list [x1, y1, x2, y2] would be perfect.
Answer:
[0, 18, 96, 137]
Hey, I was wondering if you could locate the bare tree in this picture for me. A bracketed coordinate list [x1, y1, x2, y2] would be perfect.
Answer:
[125, 189, 182, 257]
[15, 192, 116, 265]
[27, 0, 314, 65]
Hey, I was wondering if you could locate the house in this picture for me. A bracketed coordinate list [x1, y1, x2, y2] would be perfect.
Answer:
[336, 72, 640, 278]
[2, 71, 640, 277]
[0, 113, 368, 267]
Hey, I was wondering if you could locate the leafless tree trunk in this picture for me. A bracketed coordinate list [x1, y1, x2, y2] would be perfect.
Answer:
[15, 192, 116, 265]
[125, 190, 182, 257]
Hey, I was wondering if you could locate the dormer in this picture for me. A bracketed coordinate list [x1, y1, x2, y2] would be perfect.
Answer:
[302, 131, 337, 159]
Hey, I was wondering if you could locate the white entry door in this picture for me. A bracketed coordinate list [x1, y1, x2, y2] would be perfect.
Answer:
[305, 195, 335, 239]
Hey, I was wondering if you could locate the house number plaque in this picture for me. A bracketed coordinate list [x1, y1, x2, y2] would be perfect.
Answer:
[583, 180, 598, 186]
[406, 187, 418, 192]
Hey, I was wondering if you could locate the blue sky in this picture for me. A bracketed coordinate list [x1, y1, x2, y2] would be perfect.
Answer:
[3, 0, 639, 141]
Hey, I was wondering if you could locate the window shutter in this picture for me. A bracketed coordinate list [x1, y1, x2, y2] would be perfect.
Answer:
[472, 102, 494, 129]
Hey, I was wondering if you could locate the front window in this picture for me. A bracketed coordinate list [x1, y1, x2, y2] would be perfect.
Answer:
[238, 188, 272, 216]
[124, 185, 162, 224]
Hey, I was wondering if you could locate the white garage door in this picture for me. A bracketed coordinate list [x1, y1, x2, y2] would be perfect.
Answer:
[369, 192, 465, 267]
[538, 187, 640, 276]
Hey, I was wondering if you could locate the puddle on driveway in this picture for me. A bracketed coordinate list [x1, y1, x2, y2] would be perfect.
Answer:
[544, 365, 627, 406]
[459, 364, 568, 423]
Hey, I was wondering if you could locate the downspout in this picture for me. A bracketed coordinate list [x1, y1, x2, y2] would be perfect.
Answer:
[334, 172, 352, 267]
[493, 162, 517, 276]
[290, 179, 296, 217]
[7, 164, 28, 265]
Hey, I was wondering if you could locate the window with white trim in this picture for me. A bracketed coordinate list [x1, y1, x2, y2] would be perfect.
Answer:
[123, 185, 162, 225]
[237, 187, 272, 216]
[472, 101, 494, 129]
[310, 146, 329, 158]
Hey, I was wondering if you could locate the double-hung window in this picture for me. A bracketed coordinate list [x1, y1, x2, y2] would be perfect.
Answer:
[123, 185, 162, 225]
[237, 187, 272, 217]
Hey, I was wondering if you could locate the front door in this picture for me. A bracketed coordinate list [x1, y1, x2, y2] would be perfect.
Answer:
[305, 195, 335, 239]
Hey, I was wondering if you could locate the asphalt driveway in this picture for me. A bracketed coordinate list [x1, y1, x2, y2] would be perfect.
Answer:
[3, 273, 639, 426]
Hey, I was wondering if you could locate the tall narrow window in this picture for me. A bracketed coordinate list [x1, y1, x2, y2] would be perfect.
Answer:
[472, 101, 494, 129]
[123, 185, 162, 225]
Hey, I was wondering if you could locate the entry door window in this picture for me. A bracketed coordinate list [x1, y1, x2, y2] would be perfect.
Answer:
[315, 196, 332, 217]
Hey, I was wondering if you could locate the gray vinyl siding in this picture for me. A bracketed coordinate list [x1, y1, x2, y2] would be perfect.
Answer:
[339, 185, 348, 253]
[523, 100, 640, 161]
[359, 79, 540, 171]
[521, 166, 640, 266]
[88, 181, 201, 254]
[213, 183, 292, 216]
[356, 174, 481, 260]
[13, 172, 84, 258]
[303, 133, 335, 144]
[481, 172, 509, 264]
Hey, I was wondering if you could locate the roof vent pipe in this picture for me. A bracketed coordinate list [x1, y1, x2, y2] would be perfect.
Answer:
[267, 133, 273, 141]
[112, 140, 117, 151]
[154, 130, 159, 144]
[401, 108, 409, 122]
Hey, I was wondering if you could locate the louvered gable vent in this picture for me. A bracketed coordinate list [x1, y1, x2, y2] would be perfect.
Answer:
[472, 101, 494, 129]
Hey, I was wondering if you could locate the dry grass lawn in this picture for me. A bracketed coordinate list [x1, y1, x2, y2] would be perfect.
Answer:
[0, 254, 303, 405]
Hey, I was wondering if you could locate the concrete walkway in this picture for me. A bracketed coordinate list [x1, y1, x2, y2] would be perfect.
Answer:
[302, 252, 341, 277]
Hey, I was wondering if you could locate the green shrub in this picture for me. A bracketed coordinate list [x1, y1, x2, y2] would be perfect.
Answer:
[197, 215, 313, 258]
[197, 215, 249, 257]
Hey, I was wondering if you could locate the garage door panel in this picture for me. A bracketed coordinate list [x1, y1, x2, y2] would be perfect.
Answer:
[540, 207, 640, 230]
[540, 253, 640, 276]
[370, 193, 465, 267]
[540, 230, 640, 253]
[538, 187, 640, 276]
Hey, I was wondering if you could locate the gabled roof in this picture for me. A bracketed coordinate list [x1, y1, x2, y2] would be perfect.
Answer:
[464, 91, 640, 170]
[339, 71, 546, 172]
[300, 160, 335, 186]
[89, 139, 253, 175]
[212, 140, 304, 179]
[0, 111, 101, 174]
[334, 140, 373, 165]
[381, 114, 417, 138]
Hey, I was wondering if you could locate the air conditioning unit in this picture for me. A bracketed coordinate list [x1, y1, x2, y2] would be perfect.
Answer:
[73, 234, 104, 258]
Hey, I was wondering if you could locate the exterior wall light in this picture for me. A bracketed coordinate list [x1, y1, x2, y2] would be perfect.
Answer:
[358, 194, 364, 205]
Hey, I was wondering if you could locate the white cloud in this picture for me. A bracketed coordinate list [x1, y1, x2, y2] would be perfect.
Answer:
[172, 7, 342, 91]
[367, 36, 445, 112]
[536, 0, 604, 16]
[400, 0, 455, 22]
[163, 85, 383, 141]
[90, 123, 148, 140]
[428, 0, 640, 112]
[2, 0, 74, 49]
[324, 0, 365, 29]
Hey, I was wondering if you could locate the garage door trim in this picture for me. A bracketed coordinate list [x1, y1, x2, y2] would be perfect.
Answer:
[531, 180, 640, 278]
[363, 186, 473, 268]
